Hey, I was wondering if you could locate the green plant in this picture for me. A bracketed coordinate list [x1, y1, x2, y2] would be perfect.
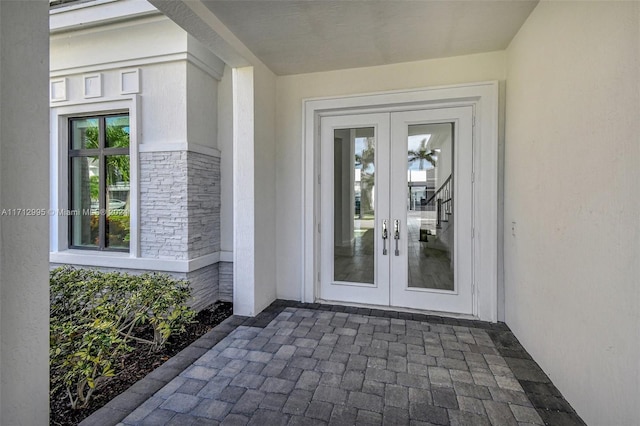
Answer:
[50, 317, 125, 409]
[136, 273, 195, 350]
[106, 214, 131, 247]
[50, 267, 196, 409]
[84, 122, 131, 184]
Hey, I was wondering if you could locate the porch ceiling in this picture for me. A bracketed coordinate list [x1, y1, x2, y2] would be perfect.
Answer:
[201, 0, 538, 76]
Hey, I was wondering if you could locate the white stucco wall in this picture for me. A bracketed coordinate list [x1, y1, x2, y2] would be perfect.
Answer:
[275, 51, 507, 300]
[50, 16, 224, 150]
[0, 1, 50, 424]
[232, 63, 277, 316]
[50, 16, 183, 70]
[187, 41, 219, 149]
[504, 2, 640, 425]
[141, 61, 188, 145]
[253, 63, 278, 313]
[218, 65, 234, 253]
[232, 63, 278, 317]
[233, 66, 256, 315]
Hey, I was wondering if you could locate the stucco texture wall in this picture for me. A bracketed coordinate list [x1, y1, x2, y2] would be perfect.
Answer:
[218, 65, 234, 253]
[504, 2, 640, 425]
[253, 63, 278, 313]
[0, 1, 50, 424]
[275, 51, 507, 299]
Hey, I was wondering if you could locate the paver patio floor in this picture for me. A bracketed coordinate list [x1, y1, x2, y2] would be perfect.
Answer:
[86, 300, 584, 426]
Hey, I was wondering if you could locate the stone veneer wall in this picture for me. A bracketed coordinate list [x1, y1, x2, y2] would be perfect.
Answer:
[140, 151, 221, 259]
[219, 261, 233, 302]
[185, 263, 220, 311]
[187, 152, 221, 257]
[140, 151, 189, 259]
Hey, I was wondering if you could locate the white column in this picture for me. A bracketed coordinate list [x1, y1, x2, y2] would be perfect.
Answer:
[232, 66, 256, 316]
[0, 1, 50, 424]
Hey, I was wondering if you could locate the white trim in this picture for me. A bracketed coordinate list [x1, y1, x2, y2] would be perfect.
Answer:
[316, 298, 479, 321]
[219, 251, 234, 262]
[50, 0, 122, 15]
[50, 251, 222, 273]
[50, 0, 159, 32]
[186, 52, 225, 82]
[50, 94, 136, 109]
[120, 68, 140, 94]
[49, 96, 140, 257]
[232, 67, 256, 317]
[83, 73, 103, 98]
[303, 81, 499, 322]
[51, 52, 224, 81]
[50, 78, 67, 102]
[138, 142, 221, 158]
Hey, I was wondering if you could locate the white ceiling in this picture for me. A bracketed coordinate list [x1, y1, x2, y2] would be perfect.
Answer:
[202, 0, 538, 76]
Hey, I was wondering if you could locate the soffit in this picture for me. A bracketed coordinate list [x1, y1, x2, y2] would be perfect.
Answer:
[202, 0, 538, 75]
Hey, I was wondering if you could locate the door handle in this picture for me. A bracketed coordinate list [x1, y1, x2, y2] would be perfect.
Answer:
[382, 220, 388, 255]
[394, 219, 400, 256]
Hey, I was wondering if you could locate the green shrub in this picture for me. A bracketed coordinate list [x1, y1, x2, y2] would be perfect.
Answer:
[50, 267, 196, 409]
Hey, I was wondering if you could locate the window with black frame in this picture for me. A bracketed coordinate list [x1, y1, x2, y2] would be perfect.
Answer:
[69, 114, 130, 251]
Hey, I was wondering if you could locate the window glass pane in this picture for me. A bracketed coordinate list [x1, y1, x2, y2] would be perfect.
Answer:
[407, 123, 454, 290]
[70, 156, 99, 248]
[105, 115, 130, 148]
[105, 155, 130, 249]
[69, 114, 130, 251]
[70, 118, 99, 150]
[333, 127, 375, 284]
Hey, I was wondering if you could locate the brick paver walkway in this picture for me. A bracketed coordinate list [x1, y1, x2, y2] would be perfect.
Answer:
[111, 304, 584, 425]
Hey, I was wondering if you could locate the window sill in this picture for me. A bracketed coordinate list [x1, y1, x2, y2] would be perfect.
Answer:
[49, 250, 224, 273]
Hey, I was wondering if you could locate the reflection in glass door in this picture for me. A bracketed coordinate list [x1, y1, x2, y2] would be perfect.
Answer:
[333, 128, 375, 284]
[406, 123, 454, 290]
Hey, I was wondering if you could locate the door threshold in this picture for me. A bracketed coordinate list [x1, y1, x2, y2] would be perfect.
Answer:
[315, 298, 478, 321]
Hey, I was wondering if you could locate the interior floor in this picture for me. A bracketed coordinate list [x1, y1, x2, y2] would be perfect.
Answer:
[333, 213, 454, 291]
[407, 211, 454, 291]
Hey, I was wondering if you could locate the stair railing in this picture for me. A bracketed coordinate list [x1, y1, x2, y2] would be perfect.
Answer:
[425, 174, 452, 229]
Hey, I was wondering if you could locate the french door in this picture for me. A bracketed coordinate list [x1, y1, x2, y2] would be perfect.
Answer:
[319, 107, 474, 315]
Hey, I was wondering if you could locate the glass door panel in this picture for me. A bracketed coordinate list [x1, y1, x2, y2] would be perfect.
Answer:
[406, 123, 454, 290]
[333, 127, 375, 284]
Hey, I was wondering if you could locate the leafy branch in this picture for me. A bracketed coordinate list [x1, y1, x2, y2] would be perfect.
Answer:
[50, 267, 195, 409]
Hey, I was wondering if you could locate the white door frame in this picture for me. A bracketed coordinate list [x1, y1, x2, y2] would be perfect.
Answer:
[302, 82, 499, 322]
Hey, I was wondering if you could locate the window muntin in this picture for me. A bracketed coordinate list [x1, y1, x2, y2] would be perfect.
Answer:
[69, 114, 130, 251]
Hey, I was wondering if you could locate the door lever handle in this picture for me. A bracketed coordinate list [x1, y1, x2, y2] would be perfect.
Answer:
[382, 220, 388, 255]
[394, 219, 400, 256]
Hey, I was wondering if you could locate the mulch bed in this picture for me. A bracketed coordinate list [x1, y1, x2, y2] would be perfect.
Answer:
[50, 301, 233, 426]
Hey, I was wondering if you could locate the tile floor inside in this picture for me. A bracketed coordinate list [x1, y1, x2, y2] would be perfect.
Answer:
[101, 301, 585, 426]
[333, 211, 454, 290]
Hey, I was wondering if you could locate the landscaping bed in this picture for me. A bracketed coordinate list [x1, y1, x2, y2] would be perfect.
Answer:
[50, 300, 232, 426]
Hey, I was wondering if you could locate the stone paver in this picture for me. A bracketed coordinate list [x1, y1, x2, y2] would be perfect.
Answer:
[107, 301, 584, 426]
